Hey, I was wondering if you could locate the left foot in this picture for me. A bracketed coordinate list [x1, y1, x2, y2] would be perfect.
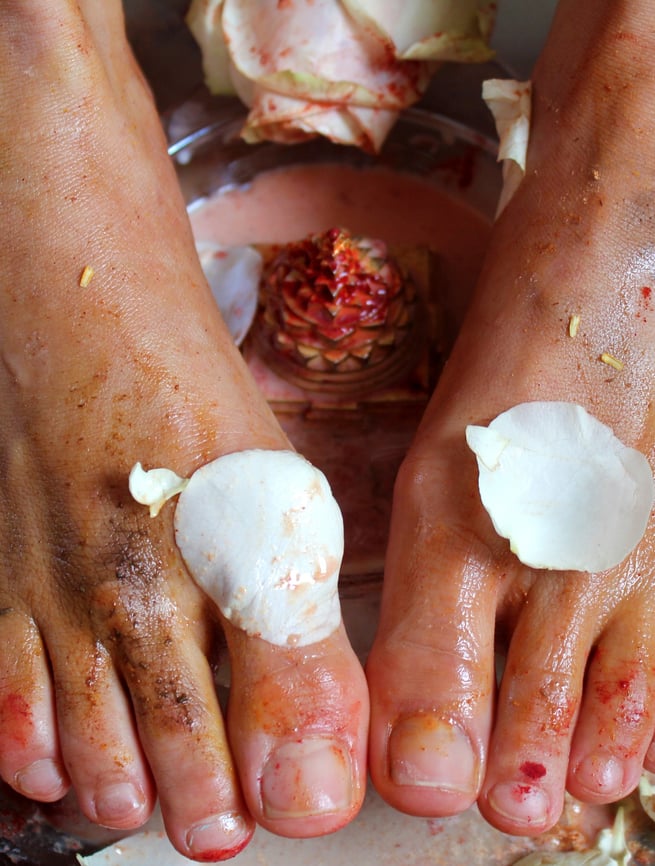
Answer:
[0, 1, 368, 858]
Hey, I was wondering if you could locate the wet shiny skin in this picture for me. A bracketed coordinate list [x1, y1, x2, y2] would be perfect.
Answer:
[368, 0, 655, 835]
[0, 1, 367, 859]
[2, 0, 655, 860]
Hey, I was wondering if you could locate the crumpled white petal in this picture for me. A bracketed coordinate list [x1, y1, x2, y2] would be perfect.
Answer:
[466, 402, 654, 573]
[639, 771, 655, 823]
[342, 0, 496, 61]
[128, 463, 189, 518]
[195, 241, 261, 345]
[186, 0, 494, 150]
[174, 450, 343, 647]
[482, 78, 532, 216]
[511, 807, 630, 865]
[186, 0, 233, 93]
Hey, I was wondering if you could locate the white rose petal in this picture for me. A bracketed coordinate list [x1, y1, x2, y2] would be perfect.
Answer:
[639, 771, 655, 823]
[128, 463, 189, 518]
[186, 0, 494, 150]
[174, 449, 343, 647]
[186, 0, 232, 94]
[343, 0, 495, 61]
[482, 78, 532, 216]
[511, 807, 630, 866]
[196, 241, 261, 345]
[128, 451, 343, 647]
[466, 402, 654, 572]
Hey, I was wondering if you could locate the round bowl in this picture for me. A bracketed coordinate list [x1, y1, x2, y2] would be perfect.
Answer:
[168, 103, 501, 627]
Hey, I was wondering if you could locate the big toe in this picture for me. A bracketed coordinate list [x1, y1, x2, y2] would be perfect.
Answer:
[367, 455, 502, 817]
[223, 620, 369, 838]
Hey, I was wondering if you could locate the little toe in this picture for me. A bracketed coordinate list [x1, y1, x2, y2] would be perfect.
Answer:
[0, 609, 69, 802]
[568, 593, 655, 803]
[223, 621, 369, 838]
[479, 575, 600, 835]
[367, 455, 500, 817]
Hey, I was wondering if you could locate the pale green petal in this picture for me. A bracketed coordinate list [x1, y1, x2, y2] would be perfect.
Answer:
[187, 0, 494, 148]
[241, 92, 396, 151]
[343, 0, 495, 61]
[186, 0, 235, 94]
[253, 70, 396, 109]
[221, 0, 424, 106]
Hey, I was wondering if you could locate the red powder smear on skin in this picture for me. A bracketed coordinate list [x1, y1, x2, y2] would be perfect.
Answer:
[597, 675, 635, 704]
[194, 832, 253, 862]
[596, 682, 614, 704]
[512, 784, 534, 801]
[1, 693, 33, 726]
[0, 694, 33, 749]
[2, 693, 31, 720]
[195, 842, 250, 863]
[545, 697, 577, 735]
[642, 286, 652, 299]
[520, 761, 547, 780]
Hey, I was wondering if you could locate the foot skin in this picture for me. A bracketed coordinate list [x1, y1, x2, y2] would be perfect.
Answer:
[0, 1, 367, 859]
[368, 0, 655, 836]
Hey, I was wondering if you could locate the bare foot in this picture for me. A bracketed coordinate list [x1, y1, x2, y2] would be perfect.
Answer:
[367, 0, 655, 836]
[0, 1, 367, 859]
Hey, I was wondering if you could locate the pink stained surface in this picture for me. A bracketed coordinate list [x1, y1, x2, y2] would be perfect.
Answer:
[189, 161, 491, 331]
[188, 161, 492, 583]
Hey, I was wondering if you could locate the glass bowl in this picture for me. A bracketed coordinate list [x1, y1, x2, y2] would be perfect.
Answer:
[168, 104, 501, 642]
[170, 102, 500, 220]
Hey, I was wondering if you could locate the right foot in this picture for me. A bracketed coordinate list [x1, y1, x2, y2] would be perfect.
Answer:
[367, 0, 655, 836]
[0, 1, 368, 859]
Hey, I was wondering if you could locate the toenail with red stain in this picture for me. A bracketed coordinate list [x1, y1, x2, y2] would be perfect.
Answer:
[186, 812, 253, 861]
[487, 781, 550, 826]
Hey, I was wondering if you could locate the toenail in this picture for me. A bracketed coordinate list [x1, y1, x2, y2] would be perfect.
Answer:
[574, 752, 624, 795]
[186, 812, 252, 860]
[487, 781, 550, 827]
[15, 758, 67, 799]
[388, 714, 479, 793]
[94, 782, 146, 826]
[261, 738, 353, 818]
